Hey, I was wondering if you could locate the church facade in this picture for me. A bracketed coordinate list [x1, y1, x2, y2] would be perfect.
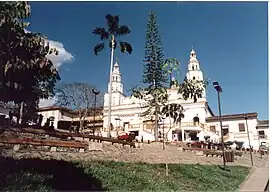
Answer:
[103, 49, 268, 149]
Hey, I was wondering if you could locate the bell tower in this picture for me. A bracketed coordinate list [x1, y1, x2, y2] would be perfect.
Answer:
[105, 60, 124, 106]
[108, 62, 123, 94]
[186, 48, 206, 97]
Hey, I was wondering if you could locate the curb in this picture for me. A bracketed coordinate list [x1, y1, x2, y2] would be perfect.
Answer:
[264, 180, 269, 192]
[239, 167, 255, 190]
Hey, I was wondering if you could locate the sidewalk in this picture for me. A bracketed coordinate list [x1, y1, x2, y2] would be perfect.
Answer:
[239, 160, 269, 191]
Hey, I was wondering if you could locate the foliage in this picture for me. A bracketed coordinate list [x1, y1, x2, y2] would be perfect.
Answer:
[0, 1, 61, 123]
[143, 12, 167, 88]
[1, 157, 250, 191]
[55, 82, 103, 129]
[161, 103, 184, 123]
[93, 14, 133, 55]
[177, 77, 208, 103]
[161, 58, 180, 87]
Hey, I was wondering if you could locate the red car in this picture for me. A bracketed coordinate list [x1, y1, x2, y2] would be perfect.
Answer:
[118, 133, 129, 140]
[118, 132, 136, 141]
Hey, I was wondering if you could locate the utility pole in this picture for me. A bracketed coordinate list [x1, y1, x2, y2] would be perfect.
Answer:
[244, 115, 254, 166]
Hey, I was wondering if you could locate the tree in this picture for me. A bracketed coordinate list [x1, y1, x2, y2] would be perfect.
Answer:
[0, 1, 60, 124]
[93, 14, 132, 136]
[141, 12, 168, 141]
[178, 77, 208, 103]
[55, 83, 103, 130]
[161, 103, 184, 139]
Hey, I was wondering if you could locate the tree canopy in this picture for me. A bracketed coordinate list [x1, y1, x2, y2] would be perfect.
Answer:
[0, 1, 61, 123]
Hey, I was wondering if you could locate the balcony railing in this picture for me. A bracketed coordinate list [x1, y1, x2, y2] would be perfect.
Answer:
[258, 135, 268, 140]
[181, 122, 205, 128]
[127, 122, 206, 130]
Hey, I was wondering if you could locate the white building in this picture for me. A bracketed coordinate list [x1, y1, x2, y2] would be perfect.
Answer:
[103, 49, 268, 149]
[206, 113, 268, 150]
[38, 106, 73, 129]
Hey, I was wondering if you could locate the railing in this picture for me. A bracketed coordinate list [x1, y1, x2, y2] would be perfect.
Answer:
[127, 122, 206, 130]
[234, 132, 268, 140]
[258, 135, 268, 140]
[181, 122, 205, 128]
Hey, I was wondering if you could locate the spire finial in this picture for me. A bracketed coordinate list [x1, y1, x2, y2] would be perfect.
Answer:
[192, 45, 194, 50]
[115, 56, 119, 64]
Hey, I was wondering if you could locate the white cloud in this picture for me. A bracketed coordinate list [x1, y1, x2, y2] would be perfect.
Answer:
[39, 40, 74, 108]
[46, 40, 74, 69]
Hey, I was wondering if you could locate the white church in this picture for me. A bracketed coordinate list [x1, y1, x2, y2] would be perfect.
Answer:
[103, 49, 268, 150]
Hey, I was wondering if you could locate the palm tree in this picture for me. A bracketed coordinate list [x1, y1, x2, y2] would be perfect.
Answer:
[93, 14, 132, 137]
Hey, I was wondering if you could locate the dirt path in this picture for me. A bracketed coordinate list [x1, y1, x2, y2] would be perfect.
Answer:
[1, 142, 268, 167]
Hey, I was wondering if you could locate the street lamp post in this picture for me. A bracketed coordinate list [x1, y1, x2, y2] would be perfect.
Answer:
[92, 88, 100, 134]
[213, 81, 226, 169]
[244, 115, 254, 166]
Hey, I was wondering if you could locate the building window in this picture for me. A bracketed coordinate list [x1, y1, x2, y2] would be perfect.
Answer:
[222, 125, 229, 135]
[259, 130, 265, 136]
[116, 77, 118, 82]
[238, 123, 245, 132]
[210, 125, 216, 132]
[192, 65, 194, 70]
[193, 77, 195, 80]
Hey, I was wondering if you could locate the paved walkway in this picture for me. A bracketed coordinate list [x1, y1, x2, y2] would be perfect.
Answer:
[240, 159, 269, 191]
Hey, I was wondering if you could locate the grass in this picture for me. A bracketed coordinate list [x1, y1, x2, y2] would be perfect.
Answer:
[0, 156, 250, 191]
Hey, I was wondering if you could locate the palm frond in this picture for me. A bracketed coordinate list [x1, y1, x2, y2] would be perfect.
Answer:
[93, 27, 109, 40]
[117, 25, 131, 36]
[119, 41, 132, 54]
[106, 14, 119, 34]
[93, 42, 105, 55]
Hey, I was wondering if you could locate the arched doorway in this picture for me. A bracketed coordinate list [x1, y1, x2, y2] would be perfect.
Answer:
[189, 131, 198, 141]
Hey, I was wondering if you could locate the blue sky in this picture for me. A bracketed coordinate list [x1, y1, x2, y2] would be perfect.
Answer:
[29, 2, 268, 120]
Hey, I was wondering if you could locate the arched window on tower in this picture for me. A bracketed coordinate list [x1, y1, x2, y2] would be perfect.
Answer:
[192, 65, 194, 70]
[193, 77, 195, 80]
[116, 77, 118, 82]
[193, 116, 200, 126]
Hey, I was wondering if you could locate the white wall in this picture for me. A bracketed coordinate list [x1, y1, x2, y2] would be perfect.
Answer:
[38, 109, 72, 128]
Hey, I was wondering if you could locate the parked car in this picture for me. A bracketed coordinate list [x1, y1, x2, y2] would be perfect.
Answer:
[118, 132, 136, 142]
[260, 142, 269, 154]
